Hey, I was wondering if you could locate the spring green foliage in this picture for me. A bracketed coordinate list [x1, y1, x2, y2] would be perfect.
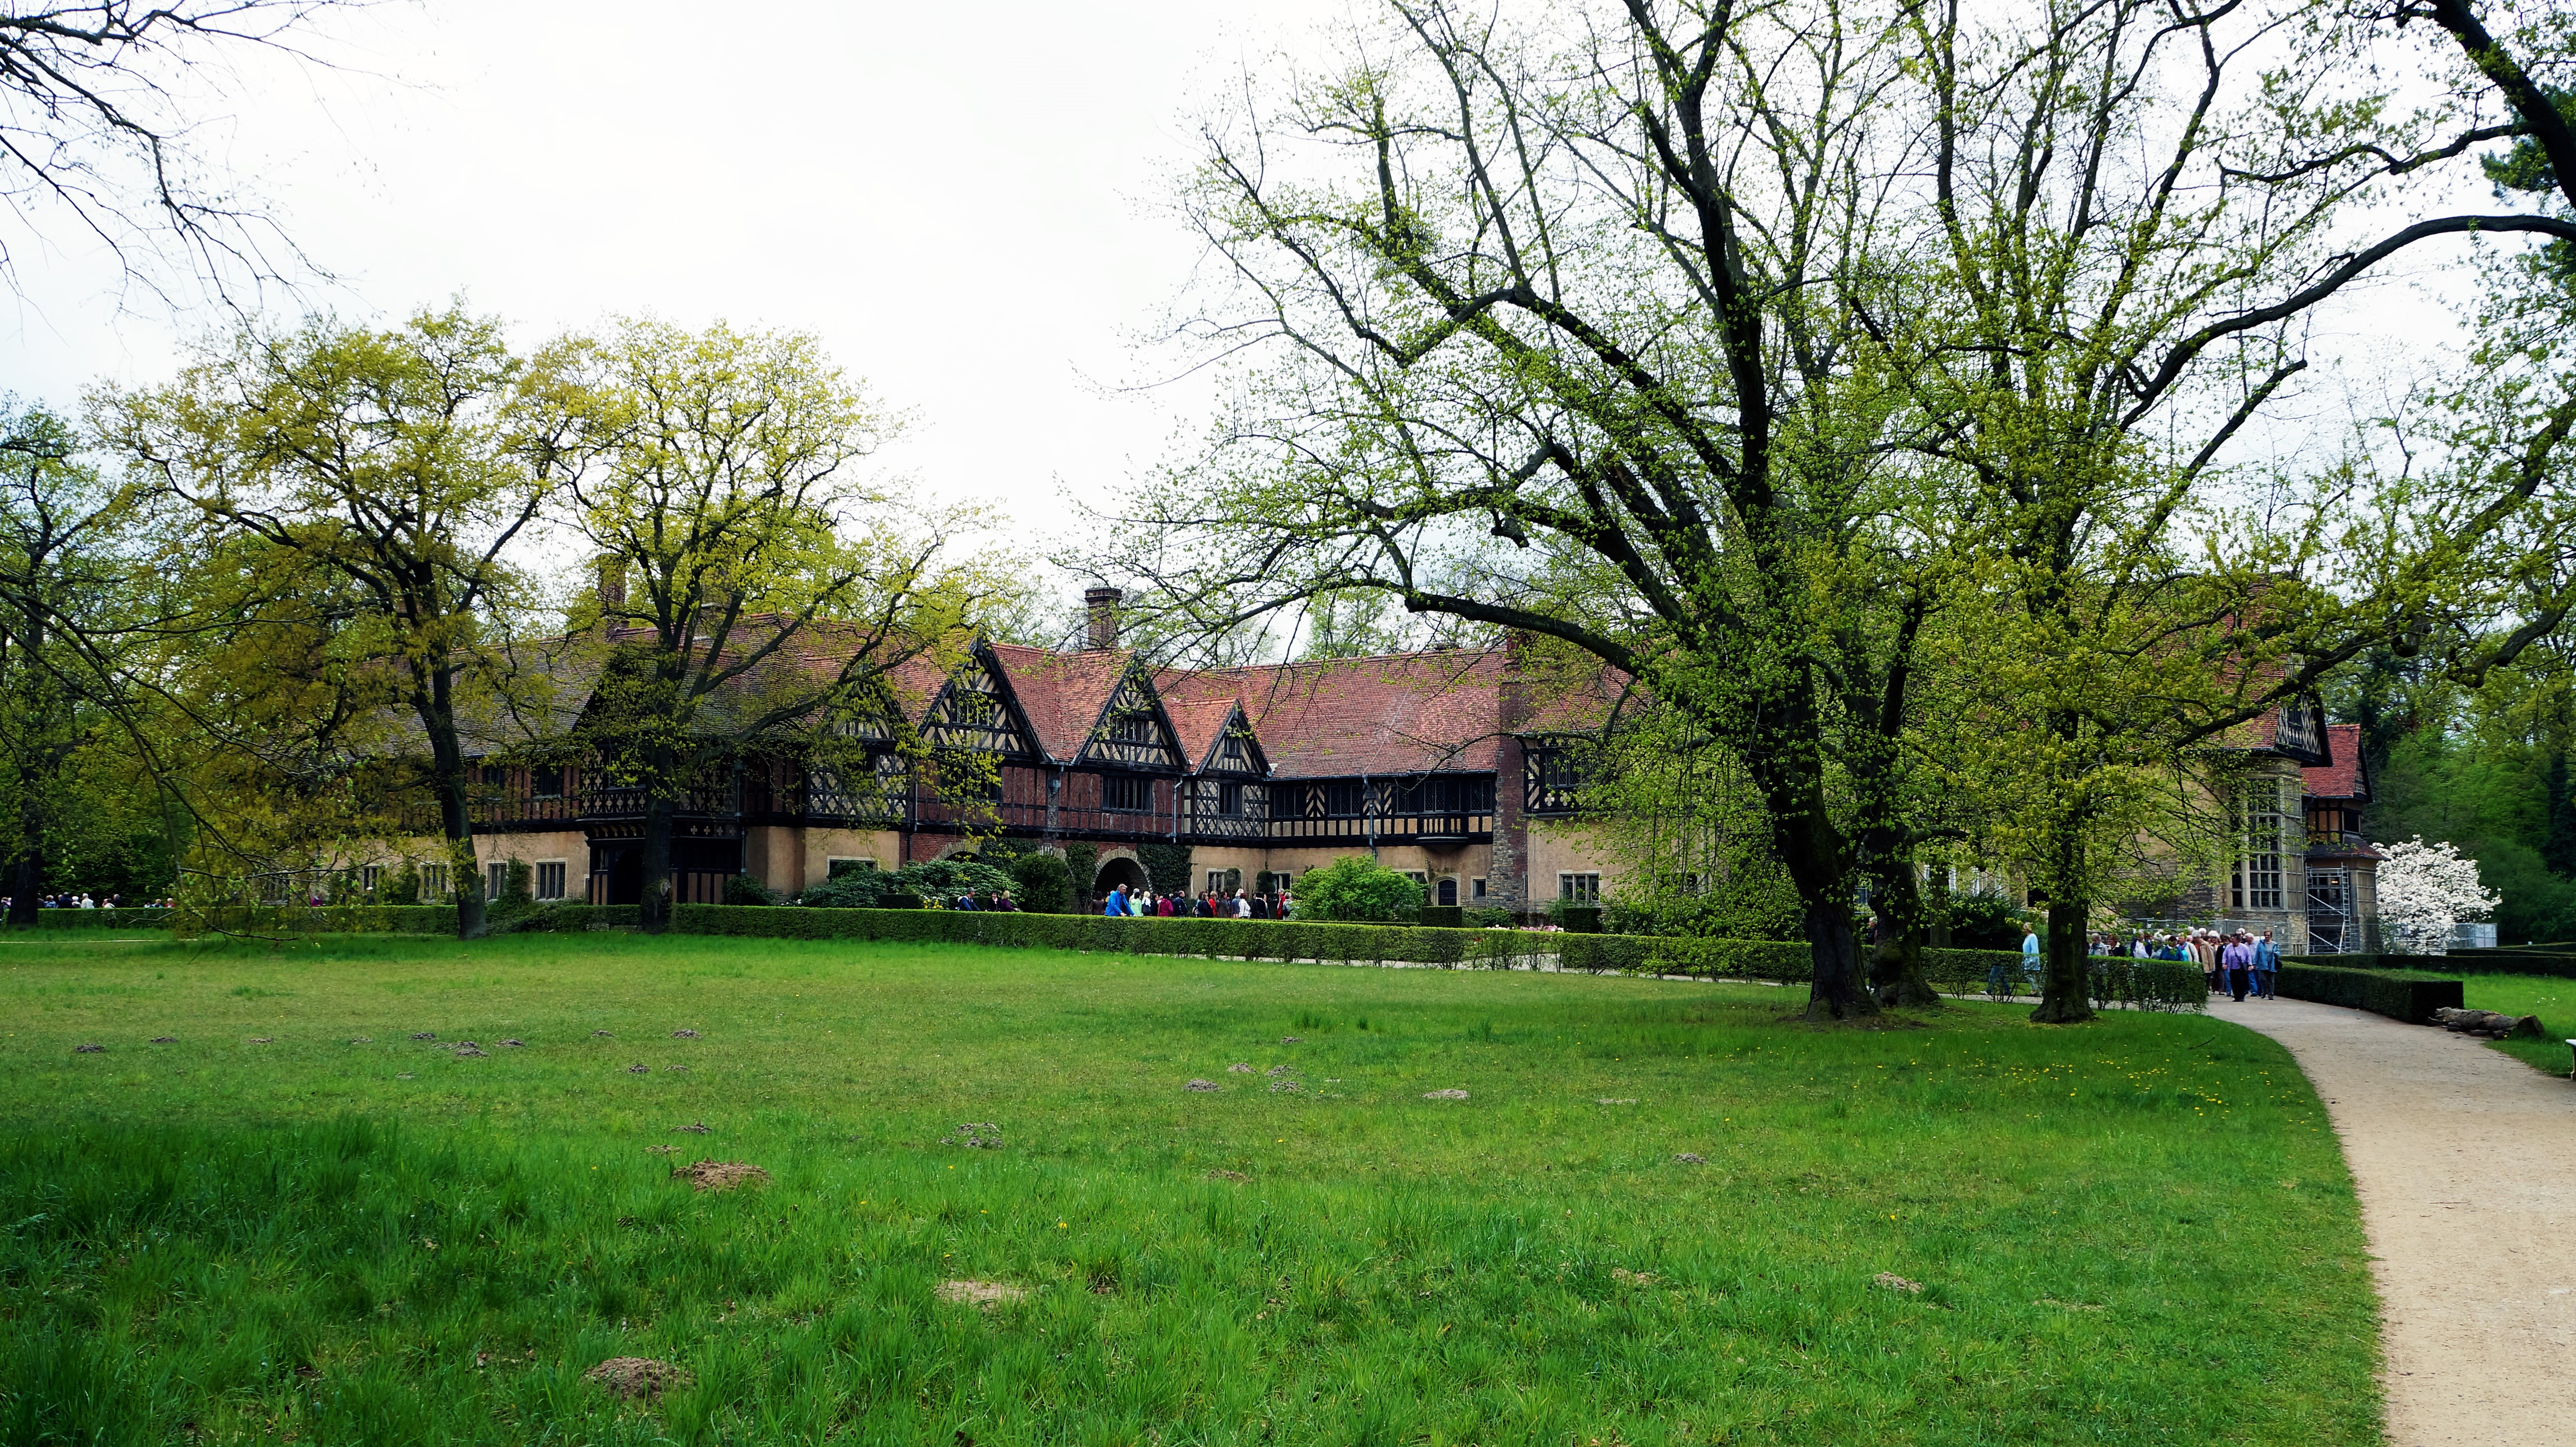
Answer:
[0, 932, 2374, 1444]
[2343, 651, 2576, 943]
[1005, 852, 1074, 914]
[526, 316, 1011, 932]
[1290, 855, 1426, 923]
[796, 858, 1017, 911]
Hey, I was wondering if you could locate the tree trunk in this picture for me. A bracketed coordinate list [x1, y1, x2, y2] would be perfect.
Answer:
[419, 657, 485, 940]
[7, 844, 39, 928]
[638, 792, 675, 934]
[2030, 896, 2097, 1024]
[1866, 846, 1942, 1009]
[436, 767, 486, 940]
[1802, 899, 1873, 1019]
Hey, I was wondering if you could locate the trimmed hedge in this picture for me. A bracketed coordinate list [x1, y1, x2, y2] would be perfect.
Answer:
[181, 905, 462, 937]
[669, 904, 1549, 967]
[2276, 962, 2464, 1024]
[492, 903, 639, 933]
[5, 907, 173, 930]
[2431, 947, 2576, 979]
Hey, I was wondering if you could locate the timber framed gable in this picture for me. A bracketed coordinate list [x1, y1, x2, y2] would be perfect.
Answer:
[1075, 663, 1186, 772]
[1197, 705, 1269, 777]
[921, 650, 1039, 758]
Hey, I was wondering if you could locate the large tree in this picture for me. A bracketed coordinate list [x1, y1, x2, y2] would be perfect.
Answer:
[530, 317, 1000, 934]
[1892, 0, 2576, 1020]
[1096, 0, 2009, 1017]
[94, 304, 548, 938]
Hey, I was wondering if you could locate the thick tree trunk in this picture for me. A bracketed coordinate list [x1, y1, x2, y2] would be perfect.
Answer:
[419, 655, 485, 940]
[1802, 899, 1873, 1019]
[2030, 896, 2097, 1024]
[436, 769, 486, 940]
[638, 792, 675, 934]
[1866, 846, 1942, 1009]
[8, 845, 38, 928]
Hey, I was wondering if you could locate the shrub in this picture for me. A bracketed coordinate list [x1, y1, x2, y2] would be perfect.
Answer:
[1941, 892, 2026, 950]
[383, 864, 422, 906]
[491, 903, 639, 933]
[2276, 962, 2464, 1024]
[1294, 856, 1426, 923]
[721, 873, 778, 907]
[668, 903, 1550, 968]
[1063, 843, 1098, 896]
[799, 858, 1014, 910]
[1008, 852, 1075, 914]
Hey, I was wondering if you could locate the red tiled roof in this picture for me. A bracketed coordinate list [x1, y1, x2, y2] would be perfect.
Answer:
[2303, 723, 2368, 801]
[1161, 696, 1243, 771]
[1167, 651, 1508, 778]
[984, 643, 1131, 763]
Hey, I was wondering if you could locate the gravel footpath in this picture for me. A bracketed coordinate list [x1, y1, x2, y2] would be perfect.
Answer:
[2224, 996, 2576, 1446]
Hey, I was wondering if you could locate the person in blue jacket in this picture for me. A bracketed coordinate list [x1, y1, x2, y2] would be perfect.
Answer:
[2251, 930, 2281, 1000]
[1102, 885, 1127, 917]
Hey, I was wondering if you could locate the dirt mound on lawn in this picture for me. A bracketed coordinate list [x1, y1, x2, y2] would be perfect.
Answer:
[670, 1160, 769, 1192]
[585, 1356, 689, 1398]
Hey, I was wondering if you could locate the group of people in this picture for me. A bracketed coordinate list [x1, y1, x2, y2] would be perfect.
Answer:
[2, 892, 153, 911]
[942, 891, 1019, 911]
[1099, 884, 1293, 920]
[2003, 926, 2283, 1001]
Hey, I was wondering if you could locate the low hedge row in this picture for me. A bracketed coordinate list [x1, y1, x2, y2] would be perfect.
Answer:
[6, 907, 173, 929]
[2276, 962, 2463, 1023]
[669, 904, 1550, 967]
[2431, 947, 2576, 979]
[181, 905, 463, 936]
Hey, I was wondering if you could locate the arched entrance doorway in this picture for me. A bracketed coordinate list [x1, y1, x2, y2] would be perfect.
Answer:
[1095, 856, 1148, 896]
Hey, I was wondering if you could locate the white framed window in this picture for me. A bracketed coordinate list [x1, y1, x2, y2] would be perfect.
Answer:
[534, 860, 568, 901]
[2230, 777, 2294, 911]
[420, 863, 448, 898]
[362, 865, 383, 894]
[1558, 872, 1601, 903]
[1403, 870, 1429, 885]
[1471, 877, 1487, 899]
[487, 862, 508, 901]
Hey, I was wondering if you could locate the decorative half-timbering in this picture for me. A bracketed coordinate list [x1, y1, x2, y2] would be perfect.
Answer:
[923, 655, 1036, 756]
[1200, 709, 1269, 777]
[1077, 665, 1183, 770]
[1523, 738, 1584, 816]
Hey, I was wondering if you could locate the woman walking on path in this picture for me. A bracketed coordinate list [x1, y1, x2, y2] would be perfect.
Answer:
[2252, 931, 2280, 999]
[2222, 933, 2253, 1002]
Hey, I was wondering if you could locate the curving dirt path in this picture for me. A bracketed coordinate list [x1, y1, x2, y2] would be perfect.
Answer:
[2224, 996, 2576, 1445]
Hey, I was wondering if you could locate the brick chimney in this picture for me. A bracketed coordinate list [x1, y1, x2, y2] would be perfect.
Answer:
[1084, 586, 1123, 650]
[596, 555, 627, 626]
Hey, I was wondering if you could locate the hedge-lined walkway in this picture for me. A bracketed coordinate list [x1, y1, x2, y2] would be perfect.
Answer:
[2229, 997, 2576, 1446]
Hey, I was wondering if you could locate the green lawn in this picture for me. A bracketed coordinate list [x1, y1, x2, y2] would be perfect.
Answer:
[0, 932, 2377, 1445]
[2460, 973, 2576, 1077]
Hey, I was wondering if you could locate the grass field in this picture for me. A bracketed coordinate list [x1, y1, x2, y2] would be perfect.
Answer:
[2459, 973, 2576, 1077]
[0, 932, 2378, 1445]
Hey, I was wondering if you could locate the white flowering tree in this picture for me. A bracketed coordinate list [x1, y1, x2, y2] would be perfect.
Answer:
[2376, 838, 2502, 956]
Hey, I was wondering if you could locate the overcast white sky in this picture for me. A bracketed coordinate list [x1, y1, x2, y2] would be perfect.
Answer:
[0, 0, 1342, 546]
[0, 0, 2505, 592]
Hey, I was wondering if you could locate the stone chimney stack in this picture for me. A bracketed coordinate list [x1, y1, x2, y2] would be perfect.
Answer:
[1084, 586, 1123, 650]
[596, 556, 627, 623]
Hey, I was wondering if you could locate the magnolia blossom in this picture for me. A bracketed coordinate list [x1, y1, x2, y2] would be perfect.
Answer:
[2376, 837, 2500, 956]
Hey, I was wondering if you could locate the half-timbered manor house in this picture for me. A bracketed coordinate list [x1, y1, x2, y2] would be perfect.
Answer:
[447, 589, 1616, 912]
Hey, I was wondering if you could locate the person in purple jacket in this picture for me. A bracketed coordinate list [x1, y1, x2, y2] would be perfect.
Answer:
[2222, 933, 2254, 1002]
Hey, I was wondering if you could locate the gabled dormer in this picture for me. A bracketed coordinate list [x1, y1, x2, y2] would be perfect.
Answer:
[1199, 706, 1270, 777]
[1078, 663, 1185, 771]
[922, 651, 1039, 758]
